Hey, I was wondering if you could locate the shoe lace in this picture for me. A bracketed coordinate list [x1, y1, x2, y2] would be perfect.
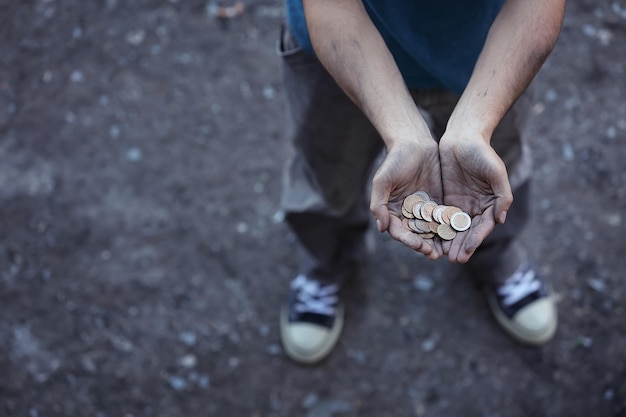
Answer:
[498, 267, 541, 307]
[291, 275, 339, 316]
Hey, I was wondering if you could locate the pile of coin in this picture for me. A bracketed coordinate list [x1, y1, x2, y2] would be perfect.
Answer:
[401, 191, 472, 241]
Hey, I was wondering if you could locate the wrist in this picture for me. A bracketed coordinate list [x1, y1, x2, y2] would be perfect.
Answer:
[378, 111, 434, 149]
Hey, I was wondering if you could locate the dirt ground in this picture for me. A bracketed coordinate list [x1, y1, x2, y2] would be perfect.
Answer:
[0, 0, 625, 416]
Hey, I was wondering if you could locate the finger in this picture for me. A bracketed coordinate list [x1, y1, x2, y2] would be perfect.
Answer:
[492, 170, 513, 224]
[388, 215, 442, 259]
[370, 174, 392, 232]
[461, 213, 495, 259]
[441, 238, 453, 256]
[446, 229, 468, 263]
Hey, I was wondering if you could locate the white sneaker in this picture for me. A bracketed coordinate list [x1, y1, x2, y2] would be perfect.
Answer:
[280, 275, 344, 364]
[487, 262, 557, 345]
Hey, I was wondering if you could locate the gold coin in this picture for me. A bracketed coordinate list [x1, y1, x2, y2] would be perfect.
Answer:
[411, 190, 431, 201]
[428, 221, 440, 233]
[403, 194, 425, 212]
[402, 217, 412, 231]
[450, 212, 471, 232]
[442, 206, 462, 224]
[418, 232, 436, 239]
[420, 201, 437, 222]
[437, 223, 457, 240]
[402, 206, 414, 219]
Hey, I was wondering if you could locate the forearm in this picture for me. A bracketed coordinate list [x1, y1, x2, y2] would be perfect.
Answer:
[303, 0, 432, 147]
[446, 0, 566, 141]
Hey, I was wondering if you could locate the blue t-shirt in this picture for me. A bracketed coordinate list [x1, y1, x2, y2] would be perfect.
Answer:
[285, 0, 505, 94]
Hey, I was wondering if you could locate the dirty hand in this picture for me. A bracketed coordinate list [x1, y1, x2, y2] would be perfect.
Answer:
[438, 136, 513, 263]
[370, 138, 444, 260]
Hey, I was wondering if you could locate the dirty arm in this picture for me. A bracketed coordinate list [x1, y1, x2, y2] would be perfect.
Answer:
[444, 0, 566, 143]
[302, 0, 444, 259]
[439, 0, 566, 263]
[302, 0, 433, 148]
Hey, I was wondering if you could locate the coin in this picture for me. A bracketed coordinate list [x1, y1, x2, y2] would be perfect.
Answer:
[400, 191, 473, 242]
[411, 190, 431, 201]
[403, 194, 426, 212]
[434, 205, 447, 224]
[442, 206, 462, 224]
[412, 201, 425, 219]
[437, 223, 457, 240]
[409, 219, 431, 233]
[450, 212, 471, 231]
[420, 201, 437, 222]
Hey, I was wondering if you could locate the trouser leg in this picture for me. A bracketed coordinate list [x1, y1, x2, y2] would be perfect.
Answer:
[415, 86, 536, 285]
[278, 25, 383, 284]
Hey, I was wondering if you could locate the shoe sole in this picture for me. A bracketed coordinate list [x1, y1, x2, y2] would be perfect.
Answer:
[280, 306, 344, 364]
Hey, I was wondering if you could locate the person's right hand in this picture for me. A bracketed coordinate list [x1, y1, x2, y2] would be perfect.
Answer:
[438, 136, 513, 263]
[370, 138, 444, 260]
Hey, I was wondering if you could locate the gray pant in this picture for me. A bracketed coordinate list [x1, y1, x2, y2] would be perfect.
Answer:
[278, 25, 535, 285]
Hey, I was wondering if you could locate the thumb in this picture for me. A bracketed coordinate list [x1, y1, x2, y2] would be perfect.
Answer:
[492, 175, 513, 224]
[370, 175, 392, 232]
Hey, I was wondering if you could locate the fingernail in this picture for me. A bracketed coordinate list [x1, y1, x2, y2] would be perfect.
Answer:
[376, 219, 382, 232]
[500, 210, 508, 224]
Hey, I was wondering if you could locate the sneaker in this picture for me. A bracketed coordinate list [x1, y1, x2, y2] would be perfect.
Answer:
[280, 274, 344, 364]
[487, 261, 557, 345]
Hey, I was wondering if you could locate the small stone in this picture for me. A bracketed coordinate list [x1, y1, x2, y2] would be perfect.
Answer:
[167, 375, 187, 391]
[272, 211, 285, 224]
[413, 275, 434, 292]
[43, 71, 53, 82]
[197, 374, 210, 389]
[587, 278, 606, 293]
[301, 392, 319, 409]
[70, 70, 84, 83]
[582, 24, 597, 37]
[346, 349, 366, 364]
[305, 399, 353, 417]
[262, 85, 275, 100]
[606, 126, 617, 139]
[604, 388, 615, 401]
[72, 27, 83, 39]
[126, 147, 142, 162]
[99, 95, 109, 106]
[605, 213, 621, 226]
[562, 143, 575, 161]
[178, 354, 197, 368]
[266, 343, 282, 356]
[125, 29, 146, 46]
[228, 357, 240, 367]
[235, 222, 248, 234]
[421, 337, 437, 352]
[178, 331, 197, 347]
[545, 89, 558, 102]
[577, 335, 593, 348]
[258, 324, 269, 337]
[109, 125, 120, 139]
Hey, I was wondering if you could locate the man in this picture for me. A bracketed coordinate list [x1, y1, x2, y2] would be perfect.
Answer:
[278, 0, 566, 364]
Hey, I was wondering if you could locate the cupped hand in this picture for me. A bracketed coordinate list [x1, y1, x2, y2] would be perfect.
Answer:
[438, 136, 513, 263]
[370, 139, 444, 260]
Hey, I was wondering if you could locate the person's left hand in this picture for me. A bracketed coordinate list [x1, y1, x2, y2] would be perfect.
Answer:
[438, 135, 513, 263]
